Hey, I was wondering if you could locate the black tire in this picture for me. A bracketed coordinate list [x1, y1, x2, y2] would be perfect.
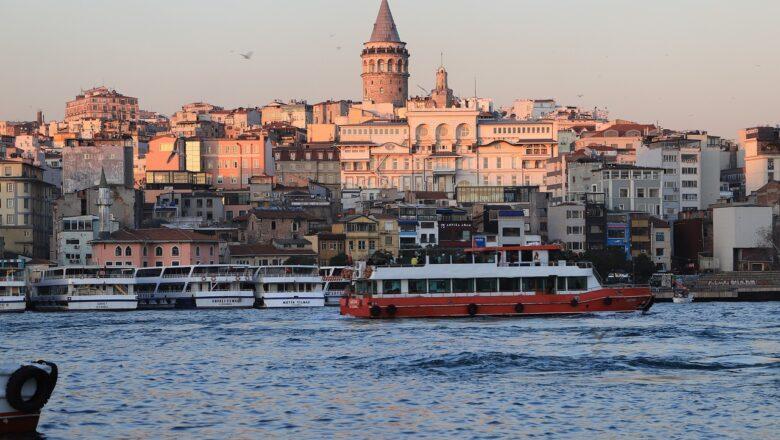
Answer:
[34, 360, 58, 393]
[467, 303, 478, 316]
[603, 296, 613, 306]
[570, 298, 579, 307]
[514, 303, 524, 313]
[386, 304, 397, 317]
[5, 365, 54, 412]
[369, 305, 382, 317]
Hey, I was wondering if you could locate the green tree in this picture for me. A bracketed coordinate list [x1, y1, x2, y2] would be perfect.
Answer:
[583, 247, 630, 280]
[328, 253, 350, 266]
[632, 253, 656, 284]
[285, 255, 317, 266]
[367, 250, 394, 266]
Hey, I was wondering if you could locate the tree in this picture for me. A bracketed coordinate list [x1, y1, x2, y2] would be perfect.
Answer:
[582, 247, 631, 280]
[367, 250, 394, 266]
[285, 255, 317, 266]
[632, 253, 656, 284]
[328, 253, 350, 266]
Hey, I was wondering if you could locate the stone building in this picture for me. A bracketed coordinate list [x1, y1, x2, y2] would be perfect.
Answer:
[233, 208, 318, 244]
[64, 87, 139, 123]
[61, 137, 134, 193]
[361, 0, 409, 107]
[91, 228, 220, 267]
[0, 159, 55, 258]
[273, 143, 341, 187]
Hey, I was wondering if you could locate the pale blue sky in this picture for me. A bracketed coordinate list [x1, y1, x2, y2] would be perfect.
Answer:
[1, 0, 778, 138]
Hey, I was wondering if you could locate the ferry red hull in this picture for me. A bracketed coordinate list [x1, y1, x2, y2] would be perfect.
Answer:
[0, 411, 40, 434]
[340, 287, 654, 318]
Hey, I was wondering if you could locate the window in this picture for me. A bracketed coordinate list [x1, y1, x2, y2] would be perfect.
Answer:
[383, 280, 401, 294]
[656, 248, 665, 256]
[636, 188, 645, 198]
[452, 278, 474, 293]
[428, 279, 450, 293]
[171, 246, 180, 256]
[115, 246, 122, 257]
[409, 279, 426, 294]
[125, 246, 132, 256]
[196, 247, 201, 257]
[358, 240, 366, 250]
[155, 246, 163, 256]
[476, 278, 497, 293]
[682, 180, 698, 188]
[567, 277, 588, 290]
[270, 221, 276, 230]
[619, 188, 629, 198]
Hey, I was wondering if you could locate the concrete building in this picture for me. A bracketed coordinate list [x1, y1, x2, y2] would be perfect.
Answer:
[56, 214, 119, 266]
[713, 205, 773, 271]
[548, 203, 586, 253]
[0, 160, 55, 258]
[650, 217, 672, 271]
[511, 99, 556, 120]
[64, 87, 139, 122]
[61, 138, 134, 193]
[568, 163, 663, 216]
[228, 242, 316, 266]
[742, 126, 780, 195]
[273, 143, 341, 187]
[637, 135, 723, 219]
[261, 101, 312, 129]
[91, 228, 220, 267]
[361, 0, 409, 107]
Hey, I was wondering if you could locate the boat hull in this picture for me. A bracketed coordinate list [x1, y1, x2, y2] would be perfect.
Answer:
[0, 296, 26, 313]
[0, 411, 40, 434]
[257, 292, 326, 308]
[193, 292, 255, 309]
[30, 295, 137, 312]
[324, 292, 343, 307]
[340, 288, 654, 318]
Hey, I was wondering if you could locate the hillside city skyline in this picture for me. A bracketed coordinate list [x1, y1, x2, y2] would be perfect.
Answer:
[1, 0, 779, 138]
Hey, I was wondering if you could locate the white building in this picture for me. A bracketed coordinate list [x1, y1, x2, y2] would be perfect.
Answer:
[57, 215, 119, 266]
[712, 205, 773, 272]
[548, 203, 586, 253]
[741, 127, 780, 194]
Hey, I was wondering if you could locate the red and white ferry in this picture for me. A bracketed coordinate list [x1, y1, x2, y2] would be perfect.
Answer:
[340, 245, 654, 319]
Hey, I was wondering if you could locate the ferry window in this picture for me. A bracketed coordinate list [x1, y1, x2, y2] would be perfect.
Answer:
[155, 246, 163, 256]
[114, 246, 122, 256]
[452, 278, 474, 293]
[382, 280, 401, 294]
[567, 277, 587, 290]
[476, 278, 497, 293]
[557, 277, 567, 291]
[408, 279, 426, 294]
[172, 246, 180, 256]
[522, 277, 546, 292]
[499, 278, 521, 292]
[428, 279, 450, 294]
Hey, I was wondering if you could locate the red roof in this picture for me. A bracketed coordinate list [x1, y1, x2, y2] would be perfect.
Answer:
[93, 228, 219, 243]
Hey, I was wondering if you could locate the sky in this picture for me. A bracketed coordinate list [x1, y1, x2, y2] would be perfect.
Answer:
[1, 0, 778, 139]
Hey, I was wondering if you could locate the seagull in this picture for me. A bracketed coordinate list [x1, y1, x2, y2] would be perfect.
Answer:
[329, 33, 336, 38]
[336, 46, 342, 51]
[239, 51, 254, 60]
[577, 94, 584, 98]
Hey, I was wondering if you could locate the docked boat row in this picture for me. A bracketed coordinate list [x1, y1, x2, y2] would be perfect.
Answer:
[3, 264, 338, 313]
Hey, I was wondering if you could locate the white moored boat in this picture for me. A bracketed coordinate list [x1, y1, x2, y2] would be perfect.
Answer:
[31, 267, 137, 312]
[254, 265, 325, 308]
[136, 265, 255, 309]
[0, 260, 27, 313]
[1, 361, 58, 435]
[319, 266, 352, 306]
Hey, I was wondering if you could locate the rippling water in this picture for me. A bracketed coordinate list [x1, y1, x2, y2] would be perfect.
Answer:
[2, 303, 779, 439]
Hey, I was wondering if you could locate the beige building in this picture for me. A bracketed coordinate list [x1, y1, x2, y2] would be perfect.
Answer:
[741, 126, 780, 195]
[65, 87, 138, 122]
[0, 160, 55, 258]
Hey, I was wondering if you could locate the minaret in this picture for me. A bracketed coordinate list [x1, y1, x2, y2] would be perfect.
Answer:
[97, 168, 112, 239]
[361, 0, 409, 107]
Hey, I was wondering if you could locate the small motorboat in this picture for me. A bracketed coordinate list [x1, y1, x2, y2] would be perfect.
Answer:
[672, 291, 694, 304]
[0, 361, 58, 434]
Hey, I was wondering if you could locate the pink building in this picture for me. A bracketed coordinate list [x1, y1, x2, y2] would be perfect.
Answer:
[146, 134, 273, 190]
[91, 228, 220, 267]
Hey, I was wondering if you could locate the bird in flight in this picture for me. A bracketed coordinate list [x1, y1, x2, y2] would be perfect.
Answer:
[577, 94, 584, 98]
[239, 51, 254, 60]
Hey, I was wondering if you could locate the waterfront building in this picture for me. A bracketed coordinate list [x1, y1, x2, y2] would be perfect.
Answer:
[741, 126, 780, 194]
[712, 205, 773, 272]
[233, 208, 319, 244]
[548, 203, 587, 253]
[273, 143, 341, 187]
[228, 241, 317, 266]
[568, 162, 664, 216]
[64, 87, 139, 123]
[91, 228, 220, 267]
[574, 122, 659, 155]
[0, 159, 55, 258]
[55, 215, 119, 266]
[315, 232, 347, 265]
[261, 100, 313, 129]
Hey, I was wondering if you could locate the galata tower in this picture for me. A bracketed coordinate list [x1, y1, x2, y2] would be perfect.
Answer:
[361, 0, 409, 107]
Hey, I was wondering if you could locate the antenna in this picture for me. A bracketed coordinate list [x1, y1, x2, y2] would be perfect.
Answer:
[440, 51, 444, 67]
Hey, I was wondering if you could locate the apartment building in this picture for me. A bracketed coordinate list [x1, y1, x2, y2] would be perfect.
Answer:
[0, 160, 55, 258]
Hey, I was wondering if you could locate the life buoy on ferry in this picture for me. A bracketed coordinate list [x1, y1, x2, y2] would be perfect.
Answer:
[5, 364, 56, 412]
[603, 296, 613, 305]
[514, 303, 524, 313]
[370, 305, 382, 317]
[386, 304, 397, 317]
[201, 276, 207, 282]
[467, 303, 478, 316]
[570, 297, 579, 307]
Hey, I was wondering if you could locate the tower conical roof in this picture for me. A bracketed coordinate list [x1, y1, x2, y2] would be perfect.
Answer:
[99, 167, 108, 188]
[369, 0, 401, 43]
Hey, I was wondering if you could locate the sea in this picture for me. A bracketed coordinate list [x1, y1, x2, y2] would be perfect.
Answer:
[2, 302, 779, 439]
